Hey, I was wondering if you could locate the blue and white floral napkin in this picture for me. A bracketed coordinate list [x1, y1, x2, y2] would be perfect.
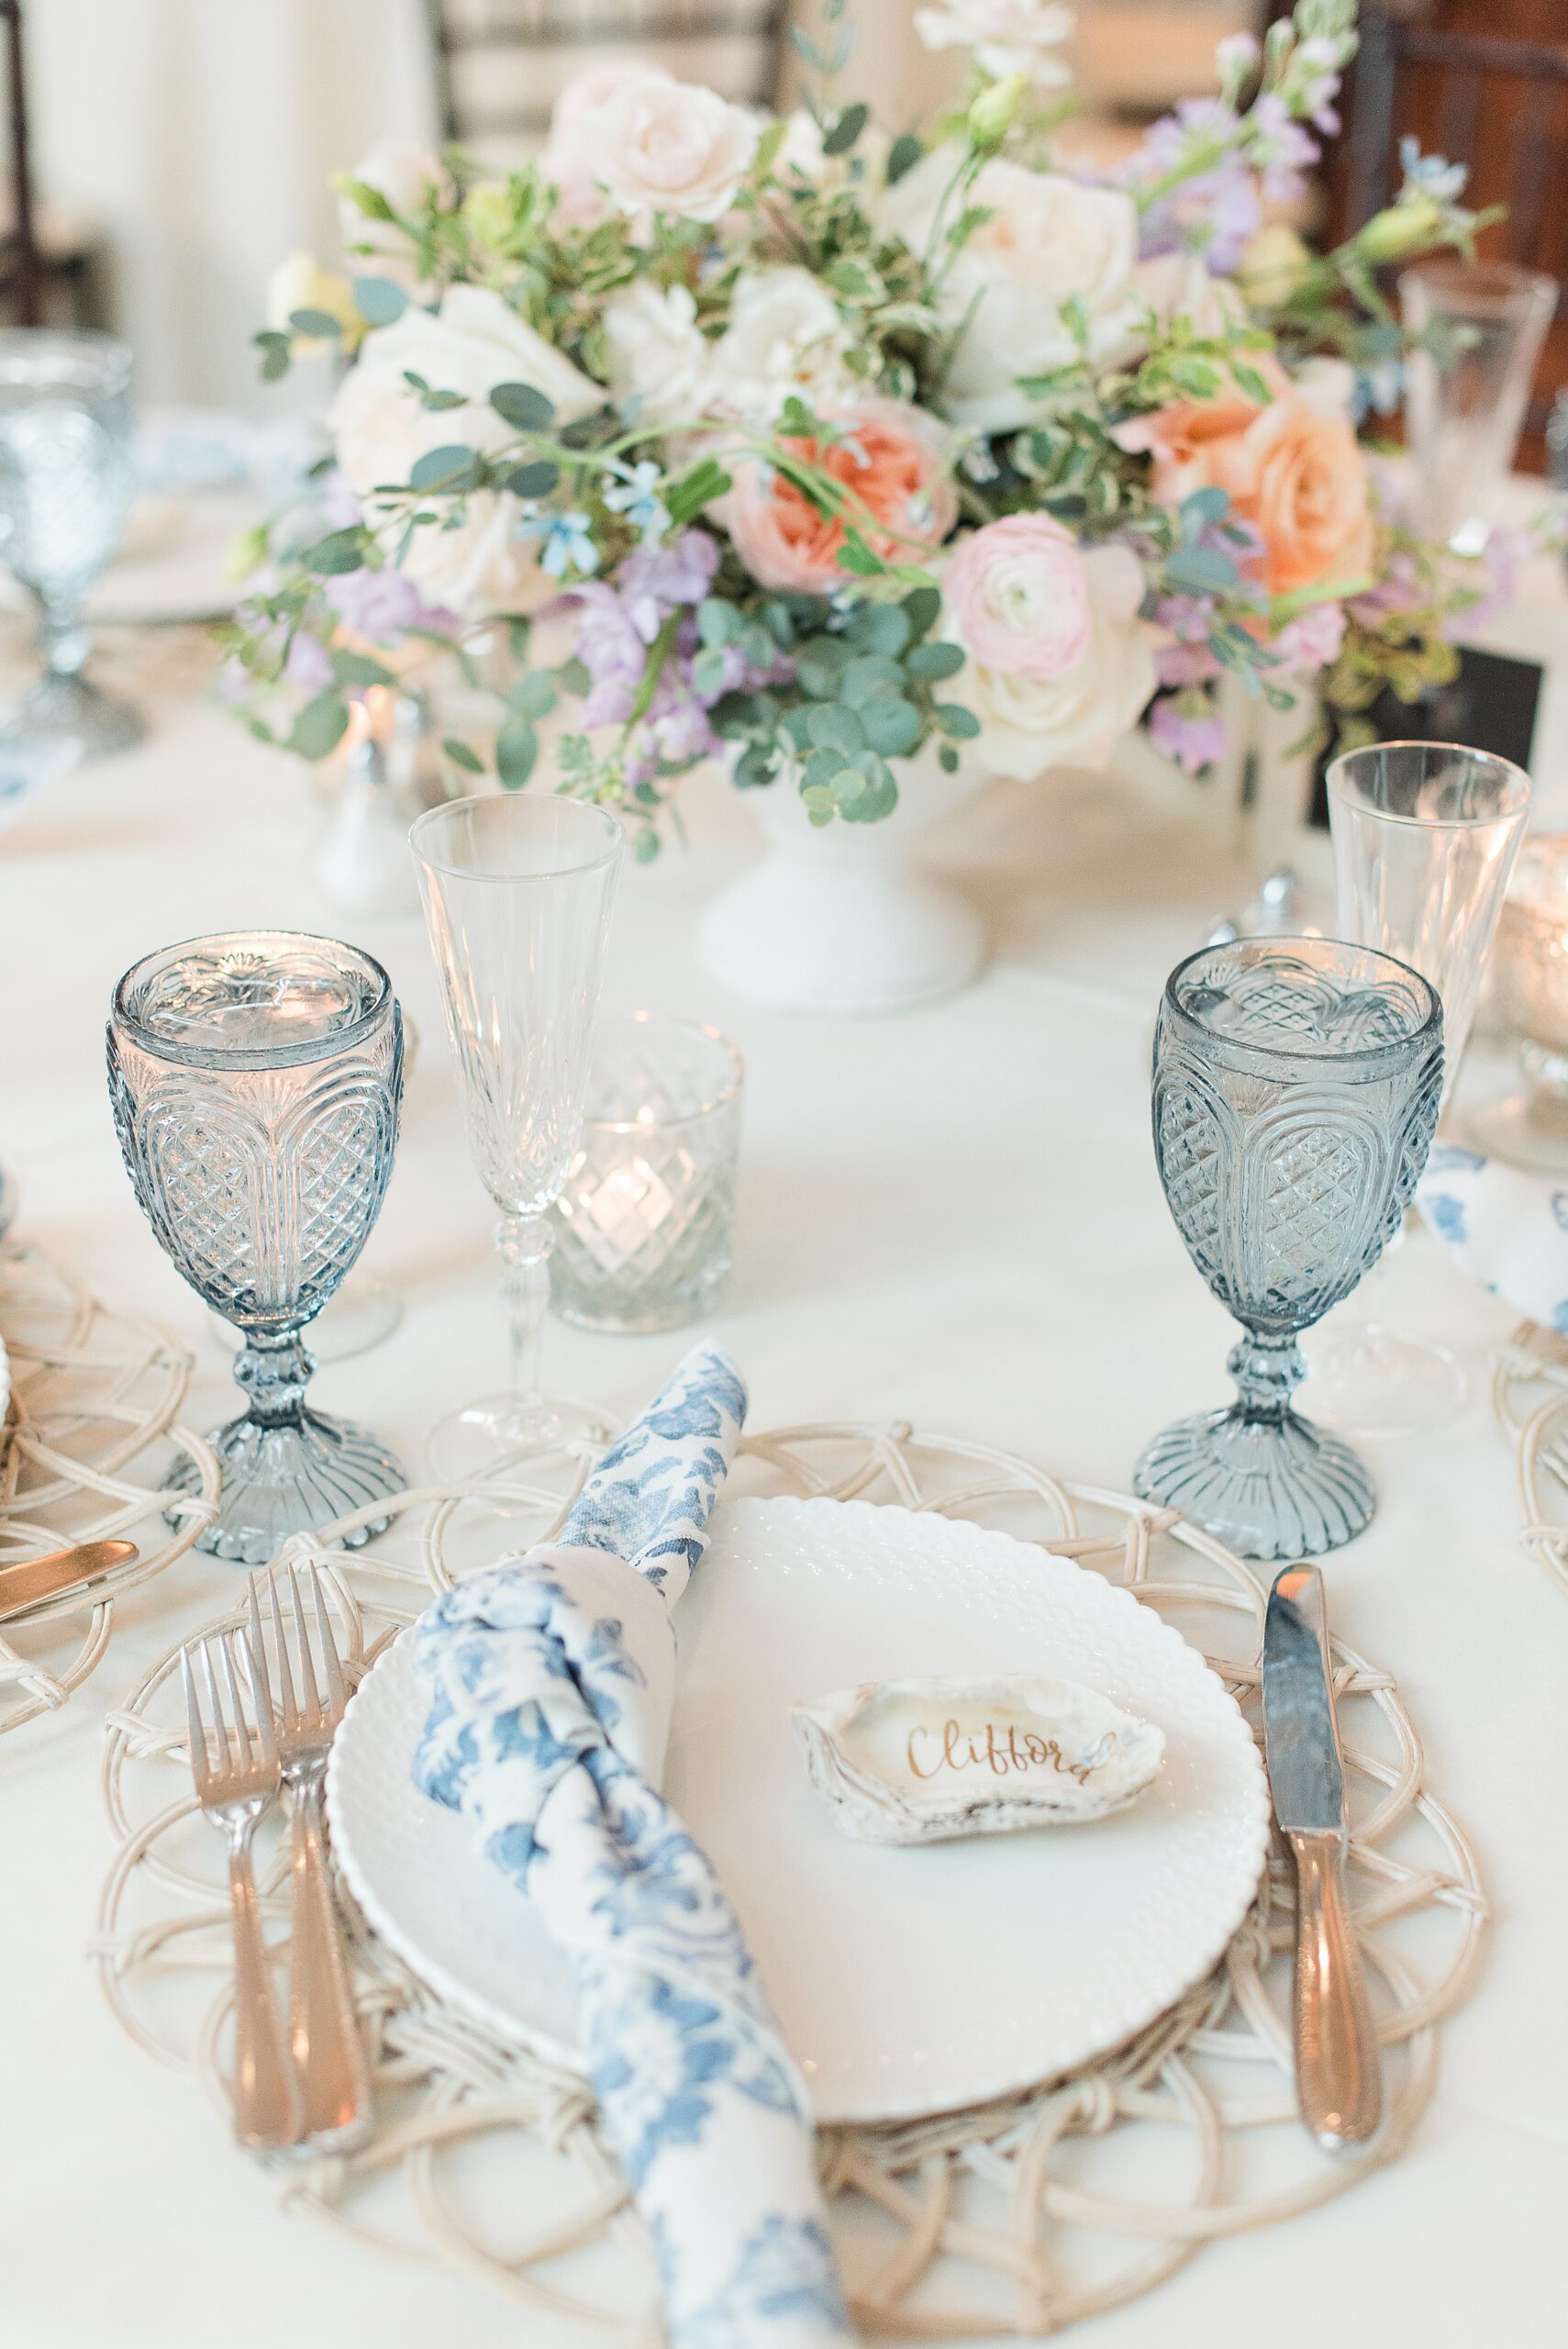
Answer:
[1417, 1143, 1568, 1332]
[413, 1346, 852, 2349]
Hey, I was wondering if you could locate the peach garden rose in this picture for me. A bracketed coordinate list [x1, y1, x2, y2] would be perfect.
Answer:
[725, 401, 958, 595]
[1127, 360, 1374, 602]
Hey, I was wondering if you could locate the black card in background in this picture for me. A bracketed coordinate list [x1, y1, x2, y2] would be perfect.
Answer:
[1307, 644, 1544, 826]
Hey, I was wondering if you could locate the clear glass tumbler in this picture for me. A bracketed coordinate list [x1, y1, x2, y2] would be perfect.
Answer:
[0, 329, 143, 757]
[411, 793, 621, 1474]
[1400, 260, 1557, 552]
[550, 1013, 744, 1333]
[1134, 938, 1443, 1561]
[1318, 739, 1530, 1433]
[1474, 833, 1568, 1170]
[107, 931, 406, 1564]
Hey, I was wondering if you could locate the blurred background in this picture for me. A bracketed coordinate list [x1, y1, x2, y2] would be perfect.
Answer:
[7, 0, 1564, 454]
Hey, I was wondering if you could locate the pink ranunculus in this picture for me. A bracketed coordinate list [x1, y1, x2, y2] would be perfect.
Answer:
[1272, 598, 1347, 674]
[941, 514, 1094, 683]
[726, 399, 957, 595]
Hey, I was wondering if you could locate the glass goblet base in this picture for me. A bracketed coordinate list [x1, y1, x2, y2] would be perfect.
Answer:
[1134, 1403, 1374, 1561]
[426, 1392, 610, 1484]
[165, 1406, 406, 1567]
[6, 670, 145, 759]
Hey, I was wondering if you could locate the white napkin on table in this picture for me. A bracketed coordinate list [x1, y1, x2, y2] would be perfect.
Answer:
[1417, 1142, 1568, 1332]
[412, 1346, 852, 2349]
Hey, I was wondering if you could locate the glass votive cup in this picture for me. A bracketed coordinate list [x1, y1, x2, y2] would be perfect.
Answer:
[549, 1012, 743, 1333]
[1477, 833, 1568, 1168]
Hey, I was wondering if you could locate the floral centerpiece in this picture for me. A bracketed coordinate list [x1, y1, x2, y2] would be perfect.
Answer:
[225, 0, 1499, 996]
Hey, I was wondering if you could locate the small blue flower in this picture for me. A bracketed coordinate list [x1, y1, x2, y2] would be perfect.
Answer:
[1399, 135, 1467, 204]
[517, 505, 600, 578]
[603, 460, 671, 546]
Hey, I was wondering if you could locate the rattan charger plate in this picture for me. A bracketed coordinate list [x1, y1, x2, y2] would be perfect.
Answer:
[95, 1421, 1485, 2343]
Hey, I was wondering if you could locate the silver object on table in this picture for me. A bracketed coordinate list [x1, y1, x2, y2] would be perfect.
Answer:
[248, 1563, 371, 2151]
[1262, 1565, 1383, 2153]
[182, 1631, 304, 2151]
[0, 1535, 138, 1624]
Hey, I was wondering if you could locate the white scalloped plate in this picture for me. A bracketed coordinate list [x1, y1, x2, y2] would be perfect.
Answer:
[328, 1496, 1270, 2125]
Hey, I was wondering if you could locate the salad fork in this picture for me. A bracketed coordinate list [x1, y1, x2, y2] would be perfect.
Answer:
[248, 1563, 371, 2150]
[183, 1631, 304, 2150]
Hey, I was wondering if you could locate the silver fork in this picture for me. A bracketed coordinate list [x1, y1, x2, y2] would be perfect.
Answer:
[249, 1562, 371, 2150]
[183, 1631, 304, 2151]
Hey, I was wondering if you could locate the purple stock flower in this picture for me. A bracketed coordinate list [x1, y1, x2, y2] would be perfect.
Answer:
[1150, 691, 1227, 774]
[1130, 99, 1261, 273]
[326, 565, 458, 641]
[1156, 639, 1223, 688]
[1249, 95, 1319, 205]
[284, 632, 333, 693]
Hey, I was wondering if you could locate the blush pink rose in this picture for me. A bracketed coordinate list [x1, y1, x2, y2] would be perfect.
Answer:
[541, 65, 674, 225]
[941, 514, 1093, 682]
[726, 400, 957, 594]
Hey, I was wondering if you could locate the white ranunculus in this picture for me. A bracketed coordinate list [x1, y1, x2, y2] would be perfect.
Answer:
[880, 150, 1139, 432]
[338, 140, 449, 288]
[960, 545, 1156, 778]
[914, 0, 1076, 84]
[331, 284, 602, 617]
[601, 282, 712, 426]
[713, 269, 851, 419]
[592, 72, 759, 224]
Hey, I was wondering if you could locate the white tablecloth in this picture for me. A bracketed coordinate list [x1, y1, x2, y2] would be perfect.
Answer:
[3, 665, 1565, 2349]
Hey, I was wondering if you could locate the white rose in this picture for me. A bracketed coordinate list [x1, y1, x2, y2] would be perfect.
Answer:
[713, 269, 851, 420]
[592, 72, 759, 224]
[958, 545, 1156, 777]
[881, 150, 1138, 432]
[914, 0, 1076, 83]
[331, 284, 602, 618]
[601, 282, 712, 426]
[338, 140, 449, 288]
[542, 64, 674, 224]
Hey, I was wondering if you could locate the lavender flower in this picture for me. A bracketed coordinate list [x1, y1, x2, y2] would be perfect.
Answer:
[1151, 690, 1226, 774]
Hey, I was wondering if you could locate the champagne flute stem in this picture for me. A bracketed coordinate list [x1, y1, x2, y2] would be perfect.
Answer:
[37, 588, 88, 684]
[496, 1210, 552, 1408]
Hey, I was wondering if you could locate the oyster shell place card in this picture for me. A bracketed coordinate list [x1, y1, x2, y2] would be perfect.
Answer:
[792, 1674, 1165, 1845]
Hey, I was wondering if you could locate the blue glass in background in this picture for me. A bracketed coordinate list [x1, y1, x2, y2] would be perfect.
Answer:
[1134, 937, 1443, 1560]
[107, 930, 406, 1565]
[0, 329, 142, 758]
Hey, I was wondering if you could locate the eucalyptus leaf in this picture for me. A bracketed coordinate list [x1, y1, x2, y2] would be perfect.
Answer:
[693, 649, 730, 699]
[302, 528, 364, 576]
[289, 307, 342, 340]
[840, 654, 905, 707]
[900, 584, 941, 640]
[858, 696, 922, 756]
[353, 275, 408, 327]
[934, 702, 981, 740]
[508, 672, 558, 719]
[495, 717, 539, 789]
[490, 381, 555, 430]
[443, 736, 485, 774]
[844, 603, 910, 657]
[410, 444, 484, 494]
[507, 460, 559, 498]
[905, 640, 964, 680]
[886, 132, 923, 184]
[289, 691, 350, 760]
[806, 703, 866, 755]
[328, 649, 395, 689]
[821, 102, 868, 157]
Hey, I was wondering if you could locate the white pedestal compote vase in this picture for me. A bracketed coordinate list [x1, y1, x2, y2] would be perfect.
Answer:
[698, 740, 987, 1018]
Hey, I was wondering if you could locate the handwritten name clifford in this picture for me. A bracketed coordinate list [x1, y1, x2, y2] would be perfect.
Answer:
[906, 1718, 1118, 1787]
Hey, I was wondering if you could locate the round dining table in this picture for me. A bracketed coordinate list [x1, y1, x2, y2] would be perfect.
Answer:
[2, 600, 1565, 2348]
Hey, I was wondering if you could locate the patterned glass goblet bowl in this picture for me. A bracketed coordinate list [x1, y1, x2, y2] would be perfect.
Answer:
[1134, 938, 1443, 1560]
[107, 930, 406, 1565]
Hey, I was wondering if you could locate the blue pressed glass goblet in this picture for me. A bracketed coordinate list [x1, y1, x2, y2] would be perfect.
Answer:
[107, 930, 405, 1565]
[1134, 938, 1443, 1560]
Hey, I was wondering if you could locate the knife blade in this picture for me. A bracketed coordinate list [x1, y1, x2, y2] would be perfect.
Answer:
[1262, 1564, 1382, 2153]
[0, 1538, 139, 1626]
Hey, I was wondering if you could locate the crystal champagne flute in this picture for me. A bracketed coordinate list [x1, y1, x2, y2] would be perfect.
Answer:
[1314, 740, 1530, 1435]
[410, 794, 621, 1475]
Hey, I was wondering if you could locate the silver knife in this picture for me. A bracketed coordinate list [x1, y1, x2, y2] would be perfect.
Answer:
[0, 1538, 139, 1626]
[1262, 1564, 1382, 2153]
